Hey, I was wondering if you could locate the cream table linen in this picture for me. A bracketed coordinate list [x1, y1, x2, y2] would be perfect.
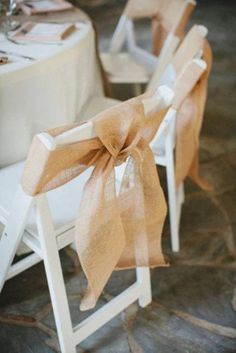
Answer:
[0, 12, 103, 167]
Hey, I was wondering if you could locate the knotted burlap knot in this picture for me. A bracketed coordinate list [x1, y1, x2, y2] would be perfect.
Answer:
[22, 96, 169, 310]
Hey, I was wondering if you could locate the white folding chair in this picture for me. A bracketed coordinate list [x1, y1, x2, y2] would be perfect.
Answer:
[112, 61, 207, 254]
[0, 86, 173, 353]
[87, 25, 208, 253]
[147, 24, 208, 90]
[150, 58, 207, 252]
[147, 25, 208, 252]
[100, 0, 196, 94]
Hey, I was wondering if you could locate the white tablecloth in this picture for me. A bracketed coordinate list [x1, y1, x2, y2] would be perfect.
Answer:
[0, 17, 103, 167]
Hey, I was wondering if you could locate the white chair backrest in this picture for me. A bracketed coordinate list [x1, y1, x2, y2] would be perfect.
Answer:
[38, 85, 174, 152]
[147, 25, 208, 91]
[109, 0, 196, 54]
[173, 58, 207, 109]
[172, 25, 208, 76]
[37, 86, 174, 198]
[150, 58, 207, 150]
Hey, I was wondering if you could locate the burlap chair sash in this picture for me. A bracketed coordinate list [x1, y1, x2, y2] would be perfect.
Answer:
[22, 97, 168, 310]
[174, 40, 213, 189]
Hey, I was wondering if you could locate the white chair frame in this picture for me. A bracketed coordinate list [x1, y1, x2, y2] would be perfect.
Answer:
[0, 86, 173, 353]
[147, 25, 209, 91]
[150, 58, 207, 252]
[87, 25, 208, 253]
[150, 107, 184, 252]
[101, 0, 195, 93]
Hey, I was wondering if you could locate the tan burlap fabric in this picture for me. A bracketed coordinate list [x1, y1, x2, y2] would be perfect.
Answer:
[21, 96, 169, 310]
[123, 0, 195, 56]
[172, 25, 206, 76]
[174, 40, 213, 189]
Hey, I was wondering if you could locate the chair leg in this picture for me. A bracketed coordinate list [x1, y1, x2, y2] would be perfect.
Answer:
[176, 182, 184, 205]
[36, 195, 76, 353]
[0, 186, 33, 292]
[166, 147, 180, 252]
[136, 267, 152, 307]
[176, 182, 184, 230]
[134, 83, 142, 96]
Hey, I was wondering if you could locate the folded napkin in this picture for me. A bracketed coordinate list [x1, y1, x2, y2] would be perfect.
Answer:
[21, 96, 169, 310]
[21, 0, 73, 16]
[10, 21, 76, 42]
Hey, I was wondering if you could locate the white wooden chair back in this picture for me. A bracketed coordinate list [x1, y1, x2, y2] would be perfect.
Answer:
[39, 86, 174, 152]
[147, 25, 208, 91]
[150, 58, 207, 253]
[150, 58, 207, 154]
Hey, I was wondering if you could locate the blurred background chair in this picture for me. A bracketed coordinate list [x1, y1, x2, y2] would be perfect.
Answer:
[100, 0, 196, 94]
[83, 24, 208, 252]
[147, 24, 208, 252]
[150, 58, 207, 252]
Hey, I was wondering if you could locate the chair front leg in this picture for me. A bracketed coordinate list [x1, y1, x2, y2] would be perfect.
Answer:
[36, 195, 76, 353]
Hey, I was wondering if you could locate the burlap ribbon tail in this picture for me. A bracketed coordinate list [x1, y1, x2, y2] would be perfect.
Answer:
[174, 40, 213, 190]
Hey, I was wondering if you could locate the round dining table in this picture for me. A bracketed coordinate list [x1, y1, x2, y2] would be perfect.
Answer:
[0, 8, 104, 167]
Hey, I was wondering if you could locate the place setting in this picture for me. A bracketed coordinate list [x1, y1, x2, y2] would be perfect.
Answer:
[0, 0, 90, 65]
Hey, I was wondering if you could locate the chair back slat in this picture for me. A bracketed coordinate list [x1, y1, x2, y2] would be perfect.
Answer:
[174, 1, 196, 37]
[125, 0, 195, 20]
[172, 25, 208, 76]
[110, 0, 196, 55]
[148, 25, 208, 91]
[38, 86, 174, 151]
[21, 86, 174, 198]
[150, 58, 207, 150]
[124, 0, 162, 19]
[172, 58, 207, 109]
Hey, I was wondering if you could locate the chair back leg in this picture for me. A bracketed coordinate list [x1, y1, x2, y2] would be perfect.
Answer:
[176, 182, 185, 230]
[0, 186, 33, 292]
[136, 267, 152, 307]
[165, 139, 180, 252]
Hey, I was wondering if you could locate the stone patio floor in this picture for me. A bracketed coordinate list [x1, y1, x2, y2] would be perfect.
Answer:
[0, 0, 236, 352]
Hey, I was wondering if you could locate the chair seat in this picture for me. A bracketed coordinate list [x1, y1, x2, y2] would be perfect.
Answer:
[100, 53, 151, 84]
[0, 161, 127, 238]
[0, 161, 94, 237]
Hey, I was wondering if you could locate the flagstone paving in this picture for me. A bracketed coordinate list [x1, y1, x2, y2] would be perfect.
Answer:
[0, 0, 236, 352]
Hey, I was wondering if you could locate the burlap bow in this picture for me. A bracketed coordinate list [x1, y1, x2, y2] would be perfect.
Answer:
[22, 96, 168, 310]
